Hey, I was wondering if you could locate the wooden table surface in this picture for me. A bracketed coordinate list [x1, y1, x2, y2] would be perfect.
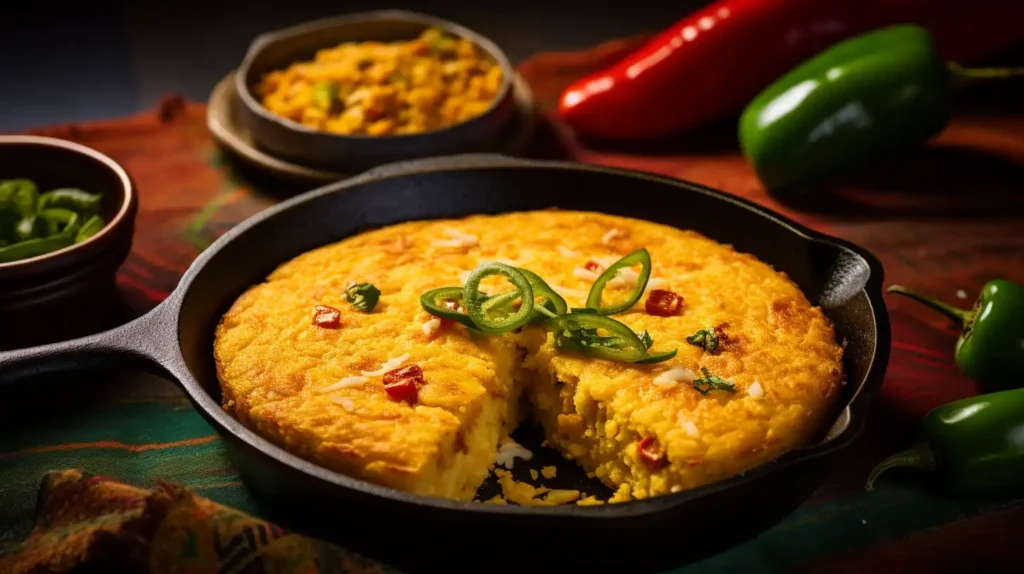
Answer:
[3, 36, 1024, 573]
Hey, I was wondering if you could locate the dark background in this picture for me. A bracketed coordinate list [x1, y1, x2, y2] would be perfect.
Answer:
[0, 0, 708, 131]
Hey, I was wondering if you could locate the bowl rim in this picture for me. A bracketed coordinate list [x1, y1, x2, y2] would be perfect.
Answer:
[234, 9, 516, 142]
[0, 135, 134, 271]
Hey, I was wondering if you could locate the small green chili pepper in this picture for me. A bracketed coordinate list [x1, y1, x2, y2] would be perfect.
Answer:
[866, 388, 1024, 495]
[463, 263, 534, 334]
[548, 312, 676, 364]
[420, 286, 479, 329]
[37, 188, 102, 216]
[0, 234, 74, 263]
[517, 268, 568, 323]
[74, 215, 106, 243]
[0, 179, 39, 217]
[888, 282, 1024, 390]
[585, 248, 652, 315]
[549, 313, 648, 363]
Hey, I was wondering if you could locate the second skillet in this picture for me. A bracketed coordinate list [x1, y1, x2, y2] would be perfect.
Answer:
[0, 155, 890, 572]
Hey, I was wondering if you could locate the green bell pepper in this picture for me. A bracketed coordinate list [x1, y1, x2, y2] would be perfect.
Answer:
[866, 388, 1024, 495]
[888, 281, 1024, 391]
[739, 25, 951, 191]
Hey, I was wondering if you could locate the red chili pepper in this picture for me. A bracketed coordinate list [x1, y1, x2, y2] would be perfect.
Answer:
[645, 289, 682, 317]
[583, 260, 603, 273]
[383, 365, 425, 404]
[638, 436, 669, 469]
[312, 305, 341, 329]
[558, 0, 1024, 140]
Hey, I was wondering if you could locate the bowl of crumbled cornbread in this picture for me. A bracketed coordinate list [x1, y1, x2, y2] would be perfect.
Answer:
[235, 10, 518, 172]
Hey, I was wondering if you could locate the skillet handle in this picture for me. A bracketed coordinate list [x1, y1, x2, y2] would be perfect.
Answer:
[0, 301, 177, 385]
[355, 153, 538, 182]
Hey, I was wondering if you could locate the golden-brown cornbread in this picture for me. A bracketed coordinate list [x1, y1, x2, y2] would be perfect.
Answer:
[214, 210, 843, 502]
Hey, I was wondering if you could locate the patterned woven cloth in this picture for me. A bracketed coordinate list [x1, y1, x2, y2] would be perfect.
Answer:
[0, 470, 387, 574]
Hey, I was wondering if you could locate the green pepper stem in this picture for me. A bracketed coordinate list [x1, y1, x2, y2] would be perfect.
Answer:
[865, 442, 936, 491]
[886, 285, 972, 327]
[948, 62, 1024, 88]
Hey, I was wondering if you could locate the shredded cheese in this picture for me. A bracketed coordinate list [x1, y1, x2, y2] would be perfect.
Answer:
[322, 376, 368, 391]
[330, 395, 356, 412]
[422, 317, 441, 336]
[431, 227, 479, 249]
[573, 267, 601, 281]
[653, 366, 696, 387]
[682, 420, 699, 437]
[430, 239, 466, 249]
[495, 440, 533, 469]
[616, 267, 640, 285]
[572, 265, 626, 288]
[601, 228, 621, 245]
[361, 354, 409, 376]
[646, 277, 669, 291]
[748, 381, 765, 399]
[548, 283, 588, 300]
[557, 245, 578, 257]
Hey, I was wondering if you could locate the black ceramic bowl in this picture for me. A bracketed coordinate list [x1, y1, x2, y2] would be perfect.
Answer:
[236, 10, 518, 172]
[0, 136, 137, 351]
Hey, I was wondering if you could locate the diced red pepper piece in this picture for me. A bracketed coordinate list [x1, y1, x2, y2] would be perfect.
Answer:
[638, 436, 668, 469]
[645, 289, 683, 317]
[383, 365, 425, 405]
[312, 305, 341, 328]
[584, 260, 603, 273]
[713, 322, 730, 342]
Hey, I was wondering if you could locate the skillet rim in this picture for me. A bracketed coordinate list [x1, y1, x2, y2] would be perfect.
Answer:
[170, 154, 890, 518]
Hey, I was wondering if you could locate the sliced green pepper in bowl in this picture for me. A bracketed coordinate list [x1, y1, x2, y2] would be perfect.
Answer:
[0, 179, 105, 264]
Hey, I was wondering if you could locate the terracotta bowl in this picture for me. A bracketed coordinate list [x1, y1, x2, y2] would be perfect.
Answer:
[0, 135, 137, 351]
[235, 10, 518, 172]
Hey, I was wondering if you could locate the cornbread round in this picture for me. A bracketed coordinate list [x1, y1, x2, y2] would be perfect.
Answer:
[214, 210, 843, 502]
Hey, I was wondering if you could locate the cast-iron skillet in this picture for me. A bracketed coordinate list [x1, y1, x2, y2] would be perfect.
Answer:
[0, 155, 890, 573]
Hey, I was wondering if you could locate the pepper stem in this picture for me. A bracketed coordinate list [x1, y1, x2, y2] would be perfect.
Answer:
[886, 285, 972, 327]
[865, 442, 936, 491]
[948, 62, 1024, 88]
